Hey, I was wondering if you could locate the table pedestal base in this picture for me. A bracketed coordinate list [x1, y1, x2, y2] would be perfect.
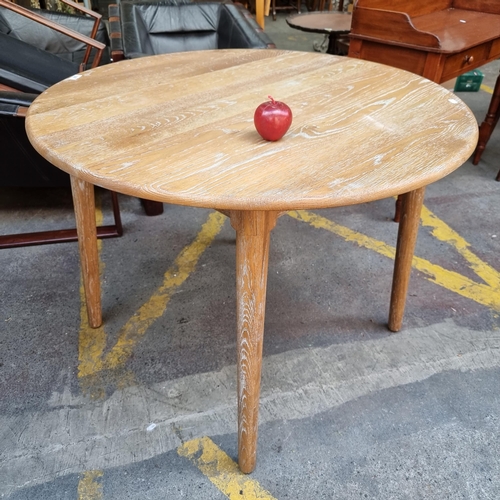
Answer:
[313, 33, 344, 55]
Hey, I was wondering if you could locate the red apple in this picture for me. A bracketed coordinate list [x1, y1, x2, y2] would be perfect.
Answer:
[254, 96, 292, 141]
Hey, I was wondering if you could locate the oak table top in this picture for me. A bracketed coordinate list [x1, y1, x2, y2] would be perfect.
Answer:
[27, 50, 475, 210]
[26, 49, 478, 473]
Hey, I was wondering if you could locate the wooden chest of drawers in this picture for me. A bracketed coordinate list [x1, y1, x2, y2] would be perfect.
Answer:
[348, 0, 500, 84]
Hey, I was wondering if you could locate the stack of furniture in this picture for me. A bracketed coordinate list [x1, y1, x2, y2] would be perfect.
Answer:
[0, 0, 110, 68]
[270, 0, 301, 22]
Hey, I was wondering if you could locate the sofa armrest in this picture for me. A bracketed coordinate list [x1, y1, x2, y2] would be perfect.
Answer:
[236, 4, 276, 48]
[218, 4, 276, 49]
[0, 0, 105, 69]
[109, 3, 156, 61]
[108, 3, 152, 62]
[108, 3, 125, 61]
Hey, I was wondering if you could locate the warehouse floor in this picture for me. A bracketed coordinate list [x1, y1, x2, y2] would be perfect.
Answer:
[1, 11, 499, 500]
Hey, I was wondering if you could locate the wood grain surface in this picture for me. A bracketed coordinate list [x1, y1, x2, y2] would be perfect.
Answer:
[26, 49, 478, 211]
[231, 210, 279, 473]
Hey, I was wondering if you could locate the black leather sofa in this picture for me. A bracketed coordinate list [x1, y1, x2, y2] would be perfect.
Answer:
[108, 1, 275, 61]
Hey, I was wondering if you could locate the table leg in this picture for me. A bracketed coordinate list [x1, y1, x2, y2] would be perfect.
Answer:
[326, 33, 339, 55]
[313, 34, 328, 53]
[230, 210, 279, 474]
[388, 187, 425, 332]
[70, 176, 102, 328]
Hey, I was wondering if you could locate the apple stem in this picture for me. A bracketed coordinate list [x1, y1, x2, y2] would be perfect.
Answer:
[268, 95, 276, 104]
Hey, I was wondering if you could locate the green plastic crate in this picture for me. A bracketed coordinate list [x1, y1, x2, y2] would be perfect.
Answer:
[454, 70, 484, 92]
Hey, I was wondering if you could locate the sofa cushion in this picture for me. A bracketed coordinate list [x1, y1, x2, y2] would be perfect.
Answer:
[0, 32, 79, 93]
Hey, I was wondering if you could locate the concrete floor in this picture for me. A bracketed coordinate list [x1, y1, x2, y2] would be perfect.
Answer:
[1, 10, 500, 500]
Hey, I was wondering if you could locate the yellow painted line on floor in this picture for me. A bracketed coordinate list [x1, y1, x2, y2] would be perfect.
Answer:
[78, 299, 106, 377]
[101, 211, 226, 371]
[420, 205, 500, 289]
[178, 437, 277, 499]
[78, 211, 226, 379]
[78, 202, 499, 380]
[480, 83, 494, 94]
[77, 470, 103, 500]
[289, 209, 500, 310]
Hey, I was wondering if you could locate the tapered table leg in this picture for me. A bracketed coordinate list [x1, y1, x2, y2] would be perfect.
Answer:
[230, 210, 279, 474]
[388, 187, 425, 332]
[70, 176, 102, 328]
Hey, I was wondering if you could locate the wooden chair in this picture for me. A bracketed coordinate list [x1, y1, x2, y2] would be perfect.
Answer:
[472, 71, 500, 181]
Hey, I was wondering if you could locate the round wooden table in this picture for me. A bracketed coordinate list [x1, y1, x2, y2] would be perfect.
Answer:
[286, 11, 352, 54]
[26, 50, 478, 474]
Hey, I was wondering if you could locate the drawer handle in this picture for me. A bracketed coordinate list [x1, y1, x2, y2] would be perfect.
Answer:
[463, 55, 474, 64]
